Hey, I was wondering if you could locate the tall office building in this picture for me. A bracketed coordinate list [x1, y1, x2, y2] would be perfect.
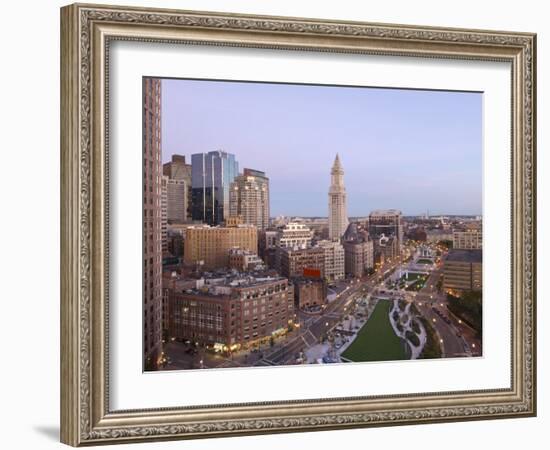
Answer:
[229, 168, 270, 230]
[368, 209, 404, 252]
[160, 175, 168, 254]
[163, 154, 192, 220]
[142, 78, 163, 369]
[191, 150, 239, 225]
[167, 179, 187, 223]
[328, 154, 348, 240]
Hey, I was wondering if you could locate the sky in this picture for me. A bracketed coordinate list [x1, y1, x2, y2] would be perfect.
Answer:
[161, 78, 482, 217]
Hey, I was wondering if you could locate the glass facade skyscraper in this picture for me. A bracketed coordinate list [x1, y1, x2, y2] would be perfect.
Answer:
[191, 151, 239, 225]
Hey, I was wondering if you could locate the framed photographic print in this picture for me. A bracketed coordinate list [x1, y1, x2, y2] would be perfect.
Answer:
[60, 3, 537, 446]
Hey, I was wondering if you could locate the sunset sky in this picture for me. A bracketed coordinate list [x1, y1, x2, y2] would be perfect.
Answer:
[161, 78, 482, 217]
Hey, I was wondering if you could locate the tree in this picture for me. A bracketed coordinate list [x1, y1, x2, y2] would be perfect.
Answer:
[447, 291, 482, 337]
[439, 239, 453, 249]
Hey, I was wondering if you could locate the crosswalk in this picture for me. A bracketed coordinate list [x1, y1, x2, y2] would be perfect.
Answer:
[323, 312, 340, 319]
[302, 330, 317, 346]
[254, 359, 277, 366]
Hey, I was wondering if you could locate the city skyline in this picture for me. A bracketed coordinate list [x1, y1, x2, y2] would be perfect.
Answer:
[161, 78, 482, 216]
[144, 76, 483, 372]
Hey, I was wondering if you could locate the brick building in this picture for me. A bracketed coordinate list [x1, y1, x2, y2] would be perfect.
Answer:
[167, 275, 294, 349]
[279, 246, 325, 279]
[294, 277, 327, 310]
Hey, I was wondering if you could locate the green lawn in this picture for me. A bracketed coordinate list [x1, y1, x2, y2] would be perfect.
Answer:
[405, 279, 427, 291]
[400, 272, 426, 282]
[399, 272, 428, 291]
[341, 301, 408, 362]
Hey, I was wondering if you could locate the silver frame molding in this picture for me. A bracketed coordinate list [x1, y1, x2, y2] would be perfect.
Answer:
[60, 3, 536, 446]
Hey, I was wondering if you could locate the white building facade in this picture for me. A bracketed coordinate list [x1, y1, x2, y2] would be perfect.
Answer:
[318, 240, 345, 281]
[277, 222, 314, 249]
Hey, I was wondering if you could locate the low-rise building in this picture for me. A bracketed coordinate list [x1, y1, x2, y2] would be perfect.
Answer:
[443, 249, 482, 292]
[426, 229, 453, 243]
[294, 277, 327, 310]
[166, 229, 184, 258]
[452, 229, 482, 249]
[343, 222, 374, 278]
[259, 229, 279, 269]
[183, 223, 258, 270]
[374, 234, 399, 262]
[228, 248, 265, 272]
[279, 246, 325, 279]
[317, 240, 345, 281]
[167, 274, 294, 349]
[277, 222, 313, 249]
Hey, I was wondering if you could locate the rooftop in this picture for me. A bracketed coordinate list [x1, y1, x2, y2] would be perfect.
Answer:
[343, 222, 369, 243]
[186, 223, 256, 230]
[203, 269, 284, 286]
[446, 249, 482, 263]
[172, 269, 289, 298]
[369, 209, 402, 216]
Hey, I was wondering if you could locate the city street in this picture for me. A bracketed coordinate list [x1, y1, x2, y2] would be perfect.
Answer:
[162, 243, 481, 370]
[256, 259, 402, 366]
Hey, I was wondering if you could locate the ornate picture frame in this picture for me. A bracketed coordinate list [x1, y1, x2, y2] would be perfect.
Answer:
[60, 3, 536, 446]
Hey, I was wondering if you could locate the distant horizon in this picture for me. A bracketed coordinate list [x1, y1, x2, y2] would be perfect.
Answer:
[267, 214, 481, 219]
[161, 78, 483, 216]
